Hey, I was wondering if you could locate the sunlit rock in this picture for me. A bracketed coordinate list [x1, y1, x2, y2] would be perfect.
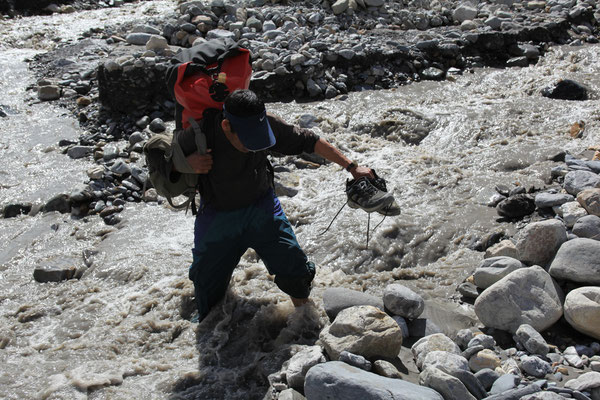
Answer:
[564, 287, 600, 340]
[319, 305, 402, 360]
[474, 266, 563, 333]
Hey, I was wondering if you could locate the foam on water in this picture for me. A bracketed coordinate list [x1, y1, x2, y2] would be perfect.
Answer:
[1, 3, 599, 399]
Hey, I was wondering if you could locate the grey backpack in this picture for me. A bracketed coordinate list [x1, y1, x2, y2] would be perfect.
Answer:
[143, 120, 207, 211]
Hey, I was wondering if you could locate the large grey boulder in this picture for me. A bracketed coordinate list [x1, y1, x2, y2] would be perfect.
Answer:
[304, 362, 444, 400]
[515, 219, 567, 266]
[572, 215, 600, 240]
[420, 367, 477, 400]
[564, 170, 600, 196]
[286, 346, 326, 389]
[548, 238, 600, 284]
[474, 266, 563, 333]
[383, 284, 425, 319]
[563, 287, 600, 340]
[453, 4, 478, 22]
[473, 257, 525, 289]
[578, 188, 600, 216]
[322, 288, 383, 321]
[411, 333, 461, 370]
[319, 306, 402, 360]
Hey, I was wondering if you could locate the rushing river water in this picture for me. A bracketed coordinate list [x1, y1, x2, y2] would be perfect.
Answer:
[1, 2, 599, 399]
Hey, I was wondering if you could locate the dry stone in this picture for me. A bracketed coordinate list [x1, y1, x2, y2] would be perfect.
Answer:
[319, 305, 402, 360]
[420, 367, 477, 400]
[474, 266, 563, 333]
[473, 256, 525, 289]
[564, 287, 600, 340]
[515, 219, 566, 266]
[412, 333, 461, 370]
[484, 239, 519, 259]
[383, 283, 425, 319]
[286, 345, 326, 389]
[549, 238, 600, 285]
[304, 361, 444, 400]
[578, 188, 600, 216]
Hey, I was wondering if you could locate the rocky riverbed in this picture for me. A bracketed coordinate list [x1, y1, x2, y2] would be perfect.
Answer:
[1, 0, 600, 399]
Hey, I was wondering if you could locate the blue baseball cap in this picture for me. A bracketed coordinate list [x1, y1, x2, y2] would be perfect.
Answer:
[222, 105, 276, 151]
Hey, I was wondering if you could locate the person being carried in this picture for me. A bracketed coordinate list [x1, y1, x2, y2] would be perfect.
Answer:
[177, 89, 388, 322]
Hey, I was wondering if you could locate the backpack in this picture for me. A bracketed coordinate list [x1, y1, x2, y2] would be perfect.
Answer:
[165, 37, 252, 129]
[144, 38, 251, 211]
[143, 119, 207, 211]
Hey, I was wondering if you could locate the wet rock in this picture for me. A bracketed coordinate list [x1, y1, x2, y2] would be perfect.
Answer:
[549, 238, 600, 285]
[469, 349, 501, 372]
[126, 32, 152, 45]
[473, 256, 525, 289]
[3, 203, 32, 218]
[541, 79, 589, 101]
[43, 194, 70, 213]
[420, 366, 477, 400]
[564, 287, 600, 341]
[514, 324, 549, 356]
[573, 215, 600, 240]
[383, 283, 425, 319]
[497, 194, 535, 219]
[304, 361, 444, 400]
[421, 67, 445, 81]
[286, 345, 326, 389]
[67, 145, 93, 159]
[33, 265, 76, 283]
[534, 192, 575, 208]
[319, 305, 402, 360]
[38, 85, 61, 101]
[322, 287, 383, 321]
[412, 333, 461, 370]
[515, 219, 567, 266]
[339, 351, 371, 371]
[474, 266, 563, 333]
[578, 188, 600, 216]
[564, 171, 600, 196]
[148, 118, 166, 133]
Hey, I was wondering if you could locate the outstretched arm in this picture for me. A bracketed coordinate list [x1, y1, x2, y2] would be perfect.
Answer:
[313, 138, 373, 179]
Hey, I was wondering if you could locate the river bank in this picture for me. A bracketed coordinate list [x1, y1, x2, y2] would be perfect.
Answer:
[1, 0, 599, 399]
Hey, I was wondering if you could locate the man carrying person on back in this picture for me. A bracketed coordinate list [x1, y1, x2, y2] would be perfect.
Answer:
[177, 89, 393, 322]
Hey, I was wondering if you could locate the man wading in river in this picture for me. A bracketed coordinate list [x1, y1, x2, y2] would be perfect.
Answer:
[177, 89, 393, 322]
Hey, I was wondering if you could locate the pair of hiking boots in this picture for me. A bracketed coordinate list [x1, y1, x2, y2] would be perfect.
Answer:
[346, 170, 400, 216]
